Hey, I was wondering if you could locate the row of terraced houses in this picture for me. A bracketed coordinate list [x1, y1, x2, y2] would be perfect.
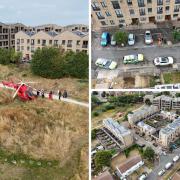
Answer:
[0, 22, 89, 59]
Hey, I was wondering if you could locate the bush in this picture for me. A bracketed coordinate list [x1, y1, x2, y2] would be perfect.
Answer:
[173, 30, 180, 42]
[91, 129, 97, 140]
[31, 47, 88, 79]
[92, 111, 99, 117]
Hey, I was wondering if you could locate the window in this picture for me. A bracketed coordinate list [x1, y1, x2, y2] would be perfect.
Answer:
[27, 39, 30, 44]
[96, 12, 105, 19]
[21, 39, 24, 43]
[37, 39, 40, 44]
[140, 17, 146, 21]
[31, 39, 34, 45]
[27, 46, 30, 51]
[139, 8, 146, 16]
[173, 14, 178, 18]
[147, 0, 152, 3]
[21, 46, 24, 50]
[166, 6, 170, 11]
[157, 7, 163, 14]
[110, 20, 115, 25]
[17, 39, 20, 44]
[175, 0, 180, 4]
[157, 15, 163, 20]
[127, 0, 132, 5]
[105, 11, 111, 16]
[101, 21, 107, 25]
[137, 0, 145, 7]
[92, 2, 100, 11]
[49, 40, 52, 45]
[101, 1, 107, 7]
[148, 8, 152, 13]
[166, 0, 170, 3]
[77, 40, 80, 45]
[54, 40, 58, 46]
[157, 0, 163, 6]
[174, 5, 180, 12]
[115, 9, 123, 17]
[111, 1, 120, 9]
[42, 40, 46, 46]
[129, 9, 135, 15]
[62, 40, 66, 45]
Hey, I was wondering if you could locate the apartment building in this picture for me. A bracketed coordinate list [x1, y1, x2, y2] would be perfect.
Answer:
[103, 118, 134, 147]
[128, 105, 159, 125]
[153, 95, 180, 110]
[15, 30, 89, 59]
[159, 118, 180, 146]
[0, 22, 27, 49]
[91, 0, 180, 30]
[137, 121, 156, 136]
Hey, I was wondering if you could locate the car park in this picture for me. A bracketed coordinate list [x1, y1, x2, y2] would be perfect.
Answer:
[128, 33, 135, 45]
[154, 56, 174, 66]
[95, 58, 117, 70]
[158, 169, 165, 176]
[101, 32, 110, 46]
[111, 34, 116, 46]
[144, 30, 153, 45]
[123, 54, 144, 64]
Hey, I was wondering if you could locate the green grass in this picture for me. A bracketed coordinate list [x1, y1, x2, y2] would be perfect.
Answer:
[163, 72, 180, 84]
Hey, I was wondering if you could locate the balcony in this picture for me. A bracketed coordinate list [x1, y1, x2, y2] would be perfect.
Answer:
[175, 0, 180, 4]
[140, 12, 146, 16]
[157, 10, 163, 14]
[157, 1, 163, 6]
[97, 16, 105, 20]
[67, 44, 72, 47]
[92, 6, 100, 11]
[138, 3, 145, 7]
[116, 14, 123, 18]
[82, 44, 88, 48]
[174, 8, 179, 12]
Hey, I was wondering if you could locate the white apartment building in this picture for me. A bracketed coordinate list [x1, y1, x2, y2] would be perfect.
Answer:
[137, 121, 156, 135]
[103, 118, 134, 147]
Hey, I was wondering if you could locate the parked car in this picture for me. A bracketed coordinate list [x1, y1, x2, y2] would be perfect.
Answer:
[158, 169, 165, 176]
[138, 174, 147, 180]
[144, 30, 153, 44]
[123, 54, 144, 64]
[165, 162, 173, 170]
[95, 58, 117, 70]
[101, 32, 110, 46]
[173, 155, 179, 162]
[111, 34, 116, 46]
[128, 33, 135, 45]
[154, 56, 174, 66]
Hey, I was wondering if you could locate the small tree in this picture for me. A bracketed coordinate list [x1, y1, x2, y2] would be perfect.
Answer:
[114, 31, 128, 45]
[91, 129, 97, 140]
[94, 151, 112, 171]
[143, 147, 155, 161]
[145, 99, 152, 106]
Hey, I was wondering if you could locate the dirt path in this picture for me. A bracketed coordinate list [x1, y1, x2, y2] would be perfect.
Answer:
[0, 83, 89, 108]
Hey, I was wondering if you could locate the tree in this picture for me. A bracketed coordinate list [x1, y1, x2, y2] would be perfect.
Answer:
[143, 147, 155, 161]
[91, 129, 97, 140]
[114, 31, 128, 45]
[145, 99, 152, 106]
[94, 151, 112, 171]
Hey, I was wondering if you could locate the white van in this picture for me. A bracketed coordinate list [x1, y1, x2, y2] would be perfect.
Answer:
[165, 162, 173, 170]
[173, 155, 179, 162]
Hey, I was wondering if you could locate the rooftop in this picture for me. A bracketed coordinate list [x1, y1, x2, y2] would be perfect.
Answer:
[92, 171, 114, 180]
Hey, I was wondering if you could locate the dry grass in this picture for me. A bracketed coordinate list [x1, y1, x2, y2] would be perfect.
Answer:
[0, 64, 88, 102]
[0, 88, 88, 179]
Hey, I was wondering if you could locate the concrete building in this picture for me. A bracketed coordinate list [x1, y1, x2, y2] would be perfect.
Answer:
[172, 97, 180, 110]
[103, 118, 134, 147]
[91, 0, 180, 30]
[159, 118, 180, 147]
[0, 22, 28, 49]
[116, 156, 144, 179]
[137, 121, 156, 135]
[128, 105, 159, 125]
[15, 30, 89, 59]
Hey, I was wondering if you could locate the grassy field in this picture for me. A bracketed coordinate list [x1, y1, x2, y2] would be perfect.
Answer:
[163, 72, 180, 84]
[0, 86, 88, 179]
[92, 103, 143, 129]
[0, 64, 88, 102]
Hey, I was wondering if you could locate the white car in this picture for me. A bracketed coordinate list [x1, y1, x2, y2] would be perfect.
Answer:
[173, 155, 179, 162]
[111, 35, 116, 46]
[95, 58, 117, 70]
[128, 33, 135, 45]
[154, 56, 174, 66]
[158, 169, 165, 176]
[145, 30, 153, 45]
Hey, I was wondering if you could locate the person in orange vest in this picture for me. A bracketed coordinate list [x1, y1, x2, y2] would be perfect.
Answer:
[49, 91, 53, 100]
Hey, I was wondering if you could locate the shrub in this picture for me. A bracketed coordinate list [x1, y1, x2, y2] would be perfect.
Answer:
[114, 31, 128, 45]
[92, 111, 99, 117]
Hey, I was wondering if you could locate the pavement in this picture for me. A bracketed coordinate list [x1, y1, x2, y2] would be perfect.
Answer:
[0, 83, 89, 108]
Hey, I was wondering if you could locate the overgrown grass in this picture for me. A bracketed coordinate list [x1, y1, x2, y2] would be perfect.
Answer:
[163, 72, 180, 84]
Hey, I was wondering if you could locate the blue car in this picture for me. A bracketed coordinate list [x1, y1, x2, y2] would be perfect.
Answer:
[101, 32, 110, 46]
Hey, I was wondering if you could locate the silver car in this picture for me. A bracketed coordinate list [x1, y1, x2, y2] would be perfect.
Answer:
[128, 33, 135, 45]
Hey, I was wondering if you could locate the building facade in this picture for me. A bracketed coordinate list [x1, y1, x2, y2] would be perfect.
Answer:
[159, 118, 180, 147]
[103, 118, 134, 147]
[0, 22, 28, 49]
[15, 30, 89, 59]
[91, 0, 180, 30]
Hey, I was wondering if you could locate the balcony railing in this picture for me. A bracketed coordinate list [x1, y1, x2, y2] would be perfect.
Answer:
[116, 14, 123, 18]
[174, 8, 179, 12]
[82, 44, 88, 48]
[140, 12, 146, 16]
[67, 44, 72, 47]
[92, 6, 100, 11]
[138, 3, 145, 7]
[97, 16, 105, 19]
